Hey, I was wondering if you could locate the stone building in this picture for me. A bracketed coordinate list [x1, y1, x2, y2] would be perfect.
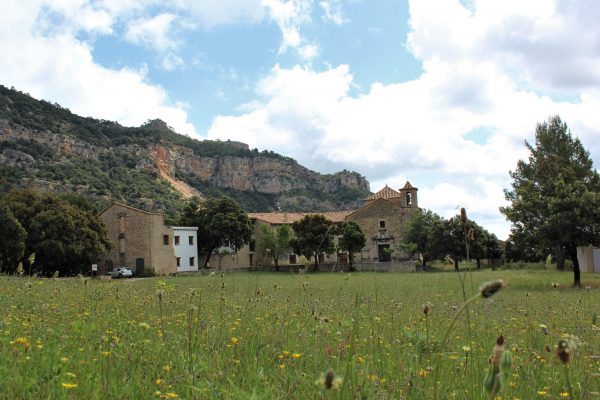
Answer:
[99, 202, 176, 275]
[227, 183, 419, 271]
[577, 245, 600, 273]
[347, 182, 419, 266]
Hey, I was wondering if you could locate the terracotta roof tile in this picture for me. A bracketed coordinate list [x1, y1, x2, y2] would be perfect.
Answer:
[364, 185, 402, 201]
[402, 181, 416, 190]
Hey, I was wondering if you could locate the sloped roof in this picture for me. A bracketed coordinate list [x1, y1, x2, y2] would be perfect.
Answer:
[346, 197, 401, 218]
[248, 210, 354, 224]
[364, 185, 402, 201]
[99, 202, 162, 216]
[402, 181, 416, 190]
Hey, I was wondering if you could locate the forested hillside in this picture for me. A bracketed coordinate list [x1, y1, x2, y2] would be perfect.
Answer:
[0, 86, 370, 219]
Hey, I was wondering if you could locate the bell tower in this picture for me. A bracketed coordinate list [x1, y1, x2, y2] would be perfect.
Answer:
[399, 181, 418, 208]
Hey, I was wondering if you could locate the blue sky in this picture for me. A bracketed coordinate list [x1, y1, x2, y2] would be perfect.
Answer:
[2, 0, 600, 239]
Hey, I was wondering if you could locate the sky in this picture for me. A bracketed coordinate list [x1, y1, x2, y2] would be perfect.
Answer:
[2, 0, 600, 240]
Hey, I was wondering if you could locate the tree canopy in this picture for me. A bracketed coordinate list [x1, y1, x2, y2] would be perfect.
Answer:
[401, 209, 445, 267]
[0, 189, 111, 275]
[180, 196, 253, 268]
[0, 205, 26, 272]
[290, 214, 335, 271]
[256, 223, 292, 270]
[338, 220, 366, 270]
[500, 115, 600, 286]
[401, 209, 501, 269]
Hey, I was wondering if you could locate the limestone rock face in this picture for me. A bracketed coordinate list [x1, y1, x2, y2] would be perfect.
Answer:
[167, 147, 369, 195]
[0, 149, 35, 167]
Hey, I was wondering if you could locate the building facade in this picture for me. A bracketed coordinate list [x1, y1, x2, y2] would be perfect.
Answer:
[347, 182, 419, 265]
[226, 182, 419, 271]
[577, 245, 600, 273]
[99, 202, 176, 275]
[173, 227, 199, 272]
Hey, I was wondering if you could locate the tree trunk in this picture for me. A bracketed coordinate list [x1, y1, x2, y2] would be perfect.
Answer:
[313, 254, 318, 272]
[555, 244, 565, 270]
[476, 258, 481, 268]
[454, 258, 459, 271]
[274, 258, 279, 272]
[566, 243, 581, 288]
[203, 248, 214, 269]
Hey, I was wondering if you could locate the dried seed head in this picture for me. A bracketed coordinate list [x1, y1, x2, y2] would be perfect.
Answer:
[557, 340, 570, 364]
[479, 279, 505, 298]
[325, 369, 335, 389]
[460, 208, 467, 223]
[423, 305, 429, 315]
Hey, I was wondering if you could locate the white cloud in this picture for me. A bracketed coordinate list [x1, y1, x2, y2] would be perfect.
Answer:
[319, 1, 348, 25]
[263, 0, 313, 55]
[0, 1, 197, 136]
[207, 0, 600, 239]
[124, 13, 179, 51]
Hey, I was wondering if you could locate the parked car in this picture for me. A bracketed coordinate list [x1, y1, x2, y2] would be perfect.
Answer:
[110, 267, 133, 278]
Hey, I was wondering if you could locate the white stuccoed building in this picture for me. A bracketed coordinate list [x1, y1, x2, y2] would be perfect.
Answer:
[172, 227, 199, 272]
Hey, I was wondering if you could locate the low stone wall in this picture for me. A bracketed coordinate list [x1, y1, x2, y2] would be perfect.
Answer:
[352, 261, 416, 272]
[175, 261, 417, 274]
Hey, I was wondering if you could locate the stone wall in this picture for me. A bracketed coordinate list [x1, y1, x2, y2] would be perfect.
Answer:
[352, 261, 416, 272]
[347, 199, 416, 263]
[99, 203, 176, 275]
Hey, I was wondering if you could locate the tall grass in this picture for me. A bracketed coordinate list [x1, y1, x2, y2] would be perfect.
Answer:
[0, 270, 599, 399]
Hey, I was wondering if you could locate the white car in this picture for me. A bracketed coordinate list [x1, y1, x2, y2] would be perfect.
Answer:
[110, 267, 133, 278]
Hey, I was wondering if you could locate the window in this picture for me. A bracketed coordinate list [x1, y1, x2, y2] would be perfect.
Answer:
[174, 236, 180, 245]
[318, 254, 325, 264]
[249, 239, 256, 252]
[379, 220, 386, 229]
[189, 257, 195, 267]
[406, 192, 412, 206]
[188, 236, 194, 246]
[289, 254, 297, 264]
[176, 257, 181, 267]
[163, 235, 169, 245]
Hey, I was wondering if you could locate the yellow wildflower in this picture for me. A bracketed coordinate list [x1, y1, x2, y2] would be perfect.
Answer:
[291, 353, 301, 359]
[13, 337, 31, 350]
[164, 392, 178, 398]
[230, 337, 239, 346]
[61, 383, 78, 389]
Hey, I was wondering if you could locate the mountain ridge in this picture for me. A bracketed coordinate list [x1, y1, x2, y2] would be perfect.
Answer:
[0, 85, 371, 218]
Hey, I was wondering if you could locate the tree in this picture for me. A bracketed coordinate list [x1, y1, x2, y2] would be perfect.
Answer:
[180, 196, 252, 268]
[257, 224, 292, 270]
[401, 209, 444, 267]
[339, 221, 366, 271]
[1, 189, 111, 275]
[290, 214, 335, 271]
[501, 116, 600, 287]
[0, 205, 26, 273]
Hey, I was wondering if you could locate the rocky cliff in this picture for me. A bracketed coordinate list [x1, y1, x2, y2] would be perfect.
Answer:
[0, 86, 371, 214]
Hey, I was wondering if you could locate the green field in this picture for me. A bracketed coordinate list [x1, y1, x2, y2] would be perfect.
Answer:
[1, 270, 599, 399]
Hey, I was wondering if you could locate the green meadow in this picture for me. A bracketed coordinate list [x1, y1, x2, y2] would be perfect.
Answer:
[1, 270, 599, 399]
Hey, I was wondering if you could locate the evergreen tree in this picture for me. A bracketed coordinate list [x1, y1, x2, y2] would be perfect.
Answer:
[0, 205, 26, 273]
[339, 221, 366, 271]
[501, 116, 600, 287]
[290, 215, 335, 271]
